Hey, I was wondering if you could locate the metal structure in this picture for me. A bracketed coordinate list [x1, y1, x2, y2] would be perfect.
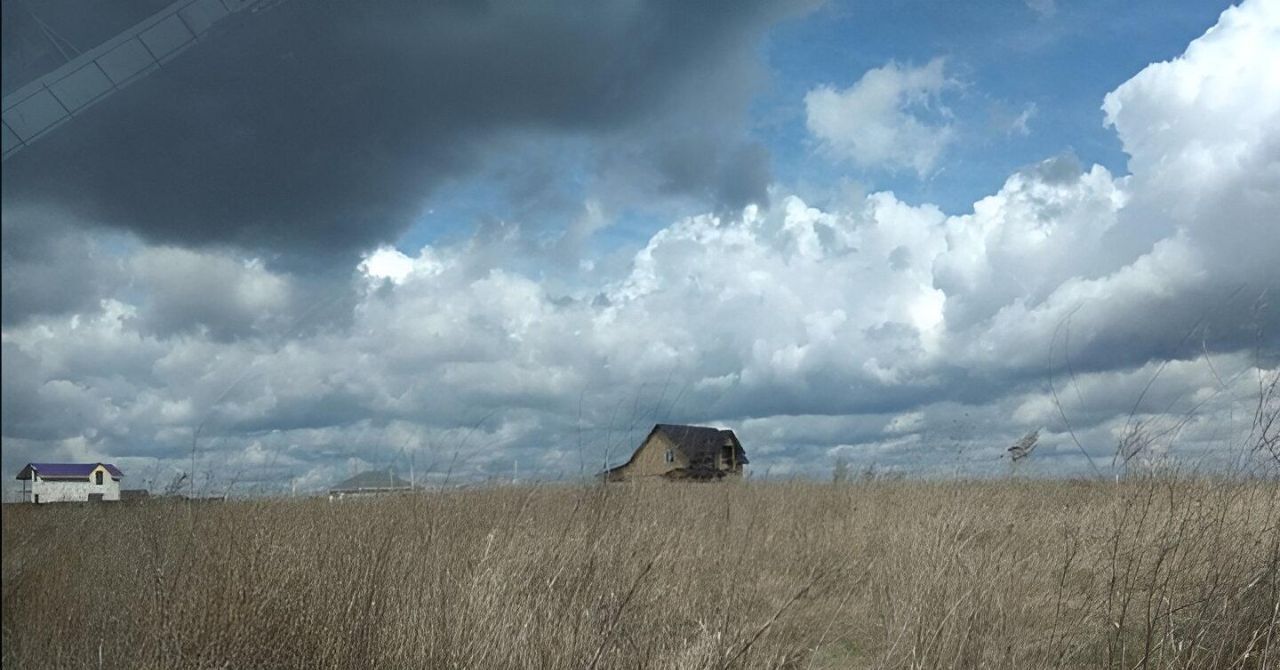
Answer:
[2, 0, 265, 161]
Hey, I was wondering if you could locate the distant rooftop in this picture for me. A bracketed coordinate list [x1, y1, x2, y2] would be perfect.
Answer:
[652, 424, 748, 465]
[330, 469, 412, 493]
[17, 462, 124, 480]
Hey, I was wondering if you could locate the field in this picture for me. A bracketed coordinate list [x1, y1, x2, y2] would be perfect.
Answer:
[2, 477, 1278, 669]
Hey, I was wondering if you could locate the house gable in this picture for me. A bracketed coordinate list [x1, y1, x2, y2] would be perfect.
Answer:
[635, 431, 687, 472]
[605, 429, 684, 480]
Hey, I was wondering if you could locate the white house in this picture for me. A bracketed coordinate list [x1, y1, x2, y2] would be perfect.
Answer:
[16, 463, 124, 503]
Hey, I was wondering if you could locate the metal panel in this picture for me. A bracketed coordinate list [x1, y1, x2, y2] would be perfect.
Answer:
[2, 0, 267, 161]
[50, 64, 115, 112]
[180, 0, 231, 35]
[2, 90, 68, 141]
[2, 122, 21, 155]
[98, 40, 158, 85]
[139, 14, 195, 62]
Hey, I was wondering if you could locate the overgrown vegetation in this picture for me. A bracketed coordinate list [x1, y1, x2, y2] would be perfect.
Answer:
[3, 476, 1277, 669]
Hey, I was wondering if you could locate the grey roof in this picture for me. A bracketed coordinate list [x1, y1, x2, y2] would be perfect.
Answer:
[654, 424, 748, 465]
[330, 469, 412, 493]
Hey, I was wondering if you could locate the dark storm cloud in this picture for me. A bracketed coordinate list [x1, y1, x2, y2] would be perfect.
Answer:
[652, 139, 773, 213]
[2, 0, 812, 258]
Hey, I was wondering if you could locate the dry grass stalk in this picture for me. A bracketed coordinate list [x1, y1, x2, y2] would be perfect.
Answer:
[2, 476, 1277, 669]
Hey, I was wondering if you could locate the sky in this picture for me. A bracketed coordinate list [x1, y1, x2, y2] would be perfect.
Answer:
[2, 0, 1278, 493]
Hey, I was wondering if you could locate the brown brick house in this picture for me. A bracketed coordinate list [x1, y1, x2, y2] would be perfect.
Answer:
[604, 424, 748, 482]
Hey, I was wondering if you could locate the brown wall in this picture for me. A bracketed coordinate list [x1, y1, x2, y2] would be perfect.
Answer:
[611, 433, 685, 480]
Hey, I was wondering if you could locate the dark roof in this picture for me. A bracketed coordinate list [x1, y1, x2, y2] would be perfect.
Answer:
[653, 424, 748, 465]
[330, 469, 412, 493]
[16, 463, 124, 481]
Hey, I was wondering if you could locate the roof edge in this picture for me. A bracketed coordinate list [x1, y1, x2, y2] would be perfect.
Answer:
[16, 462, 124, 481]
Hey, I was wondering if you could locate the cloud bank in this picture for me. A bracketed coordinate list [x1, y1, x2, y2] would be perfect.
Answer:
[2, 0, 1277, 491]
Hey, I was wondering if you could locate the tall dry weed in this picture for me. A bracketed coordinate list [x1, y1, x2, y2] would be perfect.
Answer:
[2, 476, 1276, 669]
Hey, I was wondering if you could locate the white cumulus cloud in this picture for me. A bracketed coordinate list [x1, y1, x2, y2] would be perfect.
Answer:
[805, 58, 957, 175]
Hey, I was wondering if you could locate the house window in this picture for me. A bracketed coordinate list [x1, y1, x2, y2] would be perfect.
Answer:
[95, 471, 104, 485]
[664, 449, 675, 463]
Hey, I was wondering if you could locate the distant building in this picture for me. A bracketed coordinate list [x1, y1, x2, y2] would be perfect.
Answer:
[328, 469, 413, 501]
[120, 489, 151, 502]
[605, 424, 748, 482]
[16, 463, 124, 503]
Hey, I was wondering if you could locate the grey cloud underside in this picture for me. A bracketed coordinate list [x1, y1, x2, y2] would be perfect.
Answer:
[0, 209, 123, 325]
[2, 0, 806, 258]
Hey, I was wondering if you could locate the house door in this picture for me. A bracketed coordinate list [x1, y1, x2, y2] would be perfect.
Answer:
[89, 493, 104, 502]
[33, 494, 40, 504]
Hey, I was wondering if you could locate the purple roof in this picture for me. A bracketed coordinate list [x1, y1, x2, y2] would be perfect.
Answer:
[16, 463, 124, 480]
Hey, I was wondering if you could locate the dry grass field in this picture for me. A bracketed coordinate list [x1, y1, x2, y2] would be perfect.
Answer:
[2, 477, 1278, 669]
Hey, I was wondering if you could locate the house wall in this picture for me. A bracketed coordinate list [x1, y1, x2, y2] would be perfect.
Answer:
[612, 433, 687, 480]
[30, 466, 121, 503]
